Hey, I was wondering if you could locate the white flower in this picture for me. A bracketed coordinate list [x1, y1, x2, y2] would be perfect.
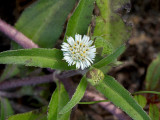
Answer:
[61, 34, 96, 70]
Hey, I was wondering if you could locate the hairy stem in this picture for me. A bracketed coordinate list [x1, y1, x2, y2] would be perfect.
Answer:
[0, 18, 38, 48]
[0, 74, 53, 90]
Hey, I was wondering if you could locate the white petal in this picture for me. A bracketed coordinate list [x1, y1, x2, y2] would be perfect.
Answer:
[86, 57, 93, 63]
[72, 61, 76, 65]
[85, 59, 91, 67]
[82, 35, 89, 43]
[88, 40, 93, 46]
[67, 37, 74, 45]
[62, 42, 69, 48]
[75, 34, 82, 42]
[76, 62, 81, 69]
[80, 61, 84, 70]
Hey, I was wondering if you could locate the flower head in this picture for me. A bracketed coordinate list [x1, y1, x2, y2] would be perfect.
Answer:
[61, 34, 96, 70]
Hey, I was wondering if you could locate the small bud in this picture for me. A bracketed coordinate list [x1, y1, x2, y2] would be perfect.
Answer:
[86, 67, 104, 86]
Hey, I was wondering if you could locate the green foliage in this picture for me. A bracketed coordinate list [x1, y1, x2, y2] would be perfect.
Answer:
[0, 65, 19, 81]
[0, 98, 14, 120]
[59, 45, 126, 115]
[0, 48, 75, 70]
[134, 91, 160, 95]
[95, 75, 151, 120]
[79, 100, 109, 104]
[93, 0, 131, 50]
[48, 82, 71, 120]
[1, 0, 77, 81]
[8, 107, 47, 120]
[64, 0, 95, 42]
[134, 95, 147, 108]
[149, 104, 159, 120]
[146, 55, 160, 90]
[0, 0, 147, 119]
[15, 0, 77, 48]
[59, 76, 88, 114]
[93, 45, 125, 68]
[94, 36, 114, 56]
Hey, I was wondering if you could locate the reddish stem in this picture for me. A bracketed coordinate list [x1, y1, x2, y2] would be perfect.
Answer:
[0, 18, 38, 48]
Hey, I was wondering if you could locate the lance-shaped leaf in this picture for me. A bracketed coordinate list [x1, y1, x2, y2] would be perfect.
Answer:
[48, 82, 71, 120]
[145, 54, 160, 90]
[79, 100, 109, 105]
[0, 65, 20, 81]
[94, 75, 151, 120]
[8, 106, 47, 120]
[0, 48, 75, 70]
[93, 45, 125, 69]
[15, 0, 77, 48]
[59, 76, 88, 114]
[134, 95, 147, 108]
[149, 104, 159, 120]
[0, 98, 14, 120]
[93, 0, 131, 53]
[64, 0, 95, 42]
[94, 36, 114, 56]
[134, 91, 160, 95]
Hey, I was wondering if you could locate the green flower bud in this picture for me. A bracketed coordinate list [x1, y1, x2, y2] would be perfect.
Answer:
[86, 68, 104, 86]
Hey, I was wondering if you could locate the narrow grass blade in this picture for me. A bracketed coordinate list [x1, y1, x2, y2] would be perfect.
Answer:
[59, 76, 88, 114]
[93, 45, 125, 68]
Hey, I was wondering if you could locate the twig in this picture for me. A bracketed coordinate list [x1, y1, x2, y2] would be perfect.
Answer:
[84, 91, 131, 120]
[0, 69, 84, 91]
[0, 74, 53, 90]
[58, 69, 87, 78]
[0, 91, 21, 98]
[0, 18, 38, 48]
[10, 101, 34, 113]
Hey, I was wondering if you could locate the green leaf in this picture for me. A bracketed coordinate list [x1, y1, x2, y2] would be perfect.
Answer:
[149, 104, 159, 120]
[146, 55, 160, 90]
[93, 0, 131, 50]
[134, 91, 160, 95]
[15, 0, 77, 48]
[94, 36, 114, 56]
[8, 106, 47, 120]
[59, 76, 88, 114]
[134, 95, 147, 108]
[0, 48, 75, 70]
[0, 65, 20, 81]
[48, 82, 71, 120]
[64, 0, 95, 41]
[93, 45, 125, 68]
[94, 75, 151, 120]
[0, 98, 14, 120]
[79, 100, 108, 104]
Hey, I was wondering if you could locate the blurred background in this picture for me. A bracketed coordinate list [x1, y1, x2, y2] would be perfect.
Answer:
[0, 0, 160, 119]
